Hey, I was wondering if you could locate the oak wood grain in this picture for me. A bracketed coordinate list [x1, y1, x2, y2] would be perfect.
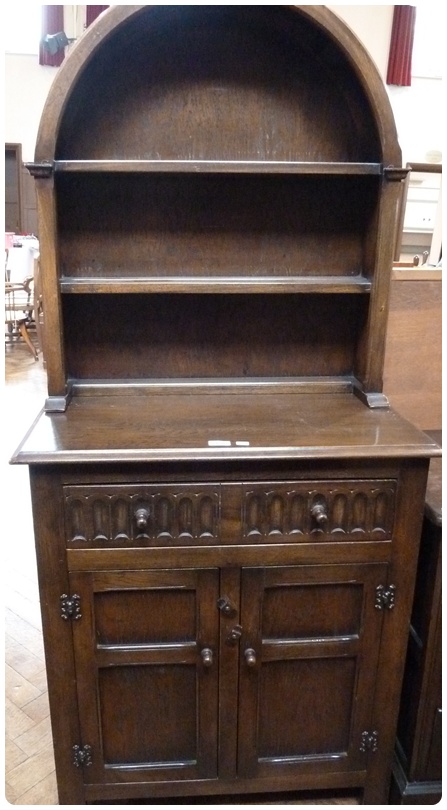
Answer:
[12, 392, 440, 465]
[17, 4, 431, 805]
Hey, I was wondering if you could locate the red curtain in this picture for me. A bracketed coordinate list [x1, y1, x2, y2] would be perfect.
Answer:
[386, 6, 416, 86]
[86, 6, 109, 27]
[39, 5, 65, 67]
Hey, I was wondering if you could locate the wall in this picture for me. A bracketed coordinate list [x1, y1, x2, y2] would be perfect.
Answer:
[4, 55, 56, 161]
[332, 5, 442, 165]
[4, 5, 443, 165]
[331, 5, 394, 78]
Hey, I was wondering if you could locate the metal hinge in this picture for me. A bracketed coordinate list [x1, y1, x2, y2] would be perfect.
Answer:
[60, 593, 82, 621]
[73, 744, 92, 768]
[360, 730, 378, 752]
[375, 584, 396, 610]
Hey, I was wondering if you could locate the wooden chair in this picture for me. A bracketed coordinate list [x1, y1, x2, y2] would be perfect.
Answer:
[5, 274, 39, 360]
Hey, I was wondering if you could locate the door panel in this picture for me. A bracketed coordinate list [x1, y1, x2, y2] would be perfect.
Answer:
[98, 664, 198, 765]
[94, 584, 197, 644]
[238, 563, 387, 778]
[70, 568, 219, 783]
[261, 580, 364, 638]
[258, 657, 357, 758]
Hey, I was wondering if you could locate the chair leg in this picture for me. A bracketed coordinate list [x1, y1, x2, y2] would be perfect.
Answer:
[18, 321, 38, 361]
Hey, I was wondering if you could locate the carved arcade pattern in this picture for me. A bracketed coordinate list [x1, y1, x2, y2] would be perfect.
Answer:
[64, 485, 221, 545]
[242, 480, 396, 541]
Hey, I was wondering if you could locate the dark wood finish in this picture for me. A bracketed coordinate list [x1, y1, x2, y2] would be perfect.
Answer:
[21, 452, 435, 805]
[60, 294, 367, 382]
[13, 5, 440, 806]
[54, 159, 382, 174]
[30, 4, 404, 403]
[56, 173, 377, 281]
[390, 434, 442, 804]
[12, 392, 440, 465]
[28, 467, 85, 805]
[34, 175, 66, 397]
[237, 564, 386, 780]
[70, 568, 219, 783]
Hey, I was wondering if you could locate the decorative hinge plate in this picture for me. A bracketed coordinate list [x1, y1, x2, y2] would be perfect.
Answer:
[360, 730, 379, 752]
[60, 593, 82, 621]
[73, 744, 92, 768]
[375, 584, 396, 610]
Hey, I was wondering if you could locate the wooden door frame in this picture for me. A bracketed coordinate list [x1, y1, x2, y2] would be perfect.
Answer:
[5, 142, 23, 233]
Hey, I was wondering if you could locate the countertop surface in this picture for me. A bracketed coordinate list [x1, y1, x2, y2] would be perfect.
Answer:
[11, 391, 442, 466]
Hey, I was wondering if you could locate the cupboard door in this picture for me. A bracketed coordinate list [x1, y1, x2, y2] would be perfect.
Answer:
[69, 568, 219, 783]
[238, 563, 387, 779]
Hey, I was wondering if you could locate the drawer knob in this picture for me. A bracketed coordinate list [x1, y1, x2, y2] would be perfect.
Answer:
[201, 647, 214, 667]
[310, 502, 328, 525]
[244, 648, 257, 667]
[134, 507, 150, 531]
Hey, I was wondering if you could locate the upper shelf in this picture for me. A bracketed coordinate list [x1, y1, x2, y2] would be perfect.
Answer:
[52, 160, 383, 176]
[59, 276, 372, 294]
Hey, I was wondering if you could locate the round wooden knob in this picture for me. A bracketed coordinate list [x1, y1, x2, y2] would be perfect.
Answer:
[244, 648, 257, 667]
[201, 648, 213, 667]
[310, 503, 328, 524]
[134, 507, 150, 530]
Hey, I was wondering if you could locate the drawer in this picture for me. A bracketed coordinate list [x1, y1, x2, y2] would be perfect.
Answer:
[64, 479, 397, 548]
[63, 484, 221, 547]
[237, 480, 397, 543]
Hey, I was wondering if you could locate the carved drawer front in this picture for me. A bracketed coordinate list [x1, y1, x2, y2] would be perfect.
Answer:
[63, 484, 221, 547]
[241, 480, 396, 543]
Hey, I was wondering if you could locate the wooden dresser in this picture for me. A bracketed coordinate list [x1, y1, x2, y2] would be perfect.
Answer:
[12, 7, 440, 805]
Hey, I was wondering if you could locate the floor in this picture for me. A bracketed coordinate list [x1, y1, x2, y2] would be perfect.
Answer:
[4, 336, 360, 806]
[4, 339, 58, 805]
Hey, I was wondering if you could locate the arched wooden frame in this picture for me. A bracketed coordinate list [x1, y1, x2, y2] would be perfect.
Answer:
[34, 5, 401, 167]
[29, 5, 404, 402]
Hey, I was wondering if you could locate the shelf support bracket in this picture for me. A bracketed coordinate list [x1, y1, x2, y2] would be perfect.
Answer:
[24, 161, 54, 179]
[353, 388, 390, 409]
[384, 166, 410, 183]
